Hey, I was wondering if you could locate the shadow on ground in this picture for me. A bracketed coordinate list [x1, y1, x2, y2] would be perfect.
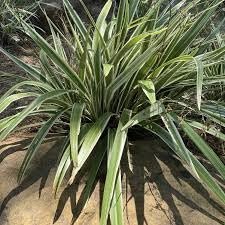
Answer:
[122, 140, 225, 225]
[0, 137, 224, 225]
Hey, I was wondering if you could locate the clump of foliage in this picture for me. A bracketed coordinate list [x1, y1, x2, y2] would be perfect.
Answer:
[0, 0, 225, 224]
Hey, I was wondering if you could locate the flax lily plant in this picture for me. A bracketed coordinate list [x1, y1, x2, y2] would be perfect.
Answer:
[0, 0, 225, 224]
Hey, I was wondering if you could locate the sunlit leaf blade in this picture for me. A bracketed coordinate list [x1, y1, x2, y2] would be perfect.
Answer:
[186, 120, 225, 142]
[181, 120, 225, 180]
[69, 113, 112, 184]
[21, 22, 89, 98]
[18, 108, 68, 183]
[70, 103, 85, 167]
[0, 93, 38, 114]
[122, 101, 164, 130]
[147, 123, 225, 205]
[110, 169, 124, 225]
[0, 113, 20, 133]
[72, 137, 107, 220]
[194, 58, 204, 110]
[108, 129, 124, 225]
[201, 108, 225, 128]
[53, 124, 93, 195]
[0, 90, 72, 141]
[139, 79, 156, 104]
[103, 64, 113, 77]
[93, 0, 112, 51]
[106, 46, 160, 102]
[53, 145, 71, 195]
[0, 47, 45, 81]
[100, 109, 131, 225]
[161, 113, 199, 178]
[129, 0, 141, 21]
[63, 0, 90, 43]
[1, 80, 54, 100]
[165, 0, 222, 60]
[112, 29, 166, 65]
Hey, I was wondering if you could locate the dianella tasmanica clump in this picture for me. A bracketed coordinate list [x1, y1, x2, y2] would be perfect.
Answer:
[0, 0, 225, 224]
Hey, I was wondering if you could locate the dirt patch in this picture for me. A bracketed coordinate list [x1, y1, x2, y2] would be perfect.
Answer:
[0, 43, 41, 132]
[0, 137, 224, 225]
[0, 43, 38, 96]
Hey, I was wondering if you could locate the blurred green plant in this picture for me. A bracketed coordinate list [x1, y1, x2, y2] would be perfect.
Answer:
[0, 0, 40, 45]
[0, 0, 225, 224]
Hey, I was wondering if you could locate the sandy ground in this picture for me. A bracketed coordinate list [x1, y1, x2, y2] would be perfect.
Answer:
[0, 137, 224, 225]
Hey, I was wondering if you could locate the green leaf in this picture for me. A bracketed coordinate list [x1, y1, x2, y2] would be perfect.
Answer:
[70, 103, 85, 167]
[53, 124, 93, 195]
[139, 79, 156, 104]
[107, 46, 159, 101]
[115, 0, 126, 35]
[181, 120, 225, 180]
[109, 169, 124, 225]
[0, 47, 45, 81]
[165, 0, 222, 60]
[108, 129, 124, 225]
[100, 109, 131, 225]
[0, 90, 72, 141]
[93, 0, 112, 51]
[194, 57, 204, 110]
[103, 64, 113, 77]
[129, 0, 141, 21]
[112, 29, 166, 65]
[63, 0, 90, 43]
[73, 137, 107, 220]
[161, 113, 199, 178]
[0, 93, 39, 114]
[53, 145, 71, 195]
[186, 120, 225, 142]
[122, 101, 164, 130]
[0, 80, 54, 100]
[18, 108, 68, 183]
[39, 50, 64, 89]
[68, 113, 112, 184]
[147, 123, 225, 205]
[21, 21, 89, 98]
[201, 108, 225, 128]
[0, 113, 20, 133]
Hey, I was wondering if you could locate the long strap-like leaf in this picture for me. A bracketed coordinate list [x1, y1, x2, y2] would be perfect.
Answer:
[122, 101, 163, 130]
[100, 109, 131, 225]
[70, 103, 85, 167]
[181, 120, 225, 180]
[18, 108, 68, 183]
[53, 145, 71, 195]
[0, 47, 45, 81]
[71, 137, 108, 222]
[0, 93, 39, 114]
[161, 113, 198, 177]
[0, 90, 73, 141]
[108, 129, 124, 225]
[68, 113, 112, 184]
[147, 122, 225, 205]
[21, 21, 89, 99]
[63, 0, 91, 44]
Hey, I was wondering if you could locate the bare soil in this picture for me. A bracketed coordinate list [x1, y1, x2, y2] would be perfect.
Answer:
[0, 137, 225, 225]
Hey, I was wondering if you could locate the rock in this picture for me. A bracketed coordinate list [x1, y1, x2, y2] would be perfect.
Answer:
[0, 136, 224, 225]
